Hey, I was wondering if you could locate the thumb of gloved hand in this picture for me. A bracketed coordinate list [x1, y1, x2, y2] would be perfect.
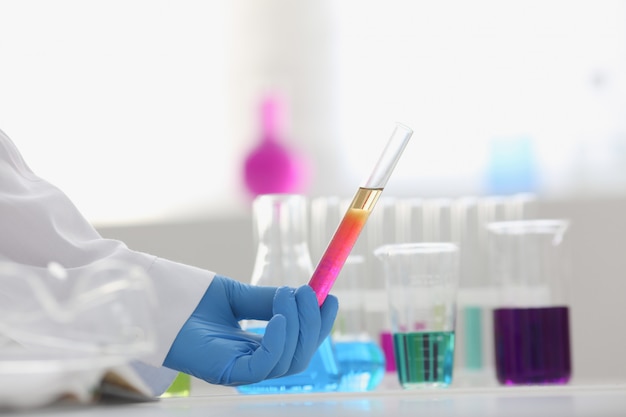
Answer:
[163, 275, 338, 386]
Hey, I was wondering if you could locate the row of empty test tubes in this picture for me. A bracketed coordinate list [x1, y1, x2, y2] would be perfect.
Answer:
[309, 192, 538, 291]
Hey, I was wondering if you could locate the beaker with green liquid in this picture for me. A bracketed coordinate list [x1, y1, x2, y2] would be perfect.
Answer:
[374, 242, 460, 389]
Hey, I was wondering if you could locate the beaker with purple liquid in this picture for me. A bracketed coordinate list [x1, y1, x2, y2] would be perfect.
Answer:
[487, 219, 572, 386]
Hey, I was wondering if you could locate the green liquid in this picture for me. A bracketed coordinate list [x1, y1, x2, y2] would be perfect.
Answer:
[393, 331, 455, 388]
[160, 372, 191, 398]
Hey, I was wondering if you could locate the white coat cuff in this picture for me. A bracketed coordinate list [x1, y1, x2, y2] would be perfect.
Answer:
[113, 248, 215, 369]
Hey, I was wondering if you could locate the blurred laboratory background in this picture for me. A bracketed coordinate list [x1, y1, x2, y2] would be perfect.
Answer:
[1, 0, 625, 385]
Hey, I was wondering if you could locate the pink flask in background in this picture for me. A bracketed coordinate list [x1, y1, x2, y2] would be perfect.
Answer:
[242, 94, 309, 197]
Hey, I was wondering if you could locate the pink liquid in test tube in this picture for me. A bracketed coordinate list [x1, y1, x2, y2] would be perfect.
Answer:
[308, 123, 413, 305]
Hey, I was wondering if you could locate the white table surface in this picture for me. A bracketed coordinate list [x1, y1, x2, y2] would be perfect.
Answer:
[7, 375, 626, 417]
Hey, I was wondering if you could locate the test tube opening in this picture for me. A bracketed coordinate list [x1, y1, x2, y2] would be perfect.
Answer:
[363, 123, 413, 189]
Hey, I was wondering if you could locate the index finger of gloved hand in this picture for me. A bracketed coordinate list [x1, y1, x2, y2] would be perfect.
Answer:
[226, 314, 287, 385]
[318, 293, 339, 346]
[265, 287, 299, 378]
[288, 285, 322, 375]
[227, 279, 279, 321]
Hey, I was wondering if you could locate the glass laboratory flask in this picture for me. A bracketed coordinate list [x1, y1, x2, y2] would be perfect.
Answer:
[487, 219, 572, 385]
[236, 194, 340, 394]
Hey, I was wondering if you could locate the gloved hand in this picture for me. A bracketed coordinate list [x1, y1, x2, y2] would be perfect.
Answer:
[163, 275, 338, 386]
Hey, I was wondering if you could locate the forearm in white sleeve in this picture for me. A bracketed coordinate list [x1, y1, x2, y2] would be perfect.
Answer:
[0, 129, 215, 395]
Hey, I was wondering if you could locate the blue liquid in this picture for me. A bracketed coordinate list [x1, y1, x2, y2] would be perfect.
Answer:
[335, 340, 386, 392]
[236, 334, 340, 394]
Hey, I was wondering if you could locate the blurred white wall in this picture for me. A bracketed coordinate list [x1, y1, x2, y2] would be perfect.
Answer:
[0, 0, 236, 225]
[2, 1, 626, 227]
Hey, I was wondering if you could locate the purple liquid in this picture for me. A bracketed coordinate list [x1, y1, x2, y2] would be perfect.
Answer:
[493, 306, 571, 385]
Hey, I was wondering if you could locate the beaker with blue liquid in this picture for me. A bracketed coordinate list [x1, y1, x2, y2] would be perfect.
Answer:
[331, 255, 386, 392]
[310, 196, 388, 392]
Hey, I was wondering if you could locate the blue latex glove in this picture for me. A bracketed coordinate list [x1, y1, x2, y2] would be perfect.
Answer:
[163, 275, 338, 386]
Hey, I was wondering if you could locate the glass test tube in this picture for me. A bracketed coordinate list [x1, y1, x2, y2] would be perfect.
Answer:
[308, 123, 413, 305]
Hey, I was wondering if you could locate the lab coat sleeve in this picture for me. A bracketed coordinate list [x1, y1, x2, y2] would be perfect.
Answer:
[0, 129, 215, 396]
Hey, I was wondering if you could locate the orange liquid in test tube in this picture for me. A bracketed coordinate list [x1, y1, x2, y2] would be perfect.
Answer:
[308, 123, 413, 305]
[309, 188, 381, 305]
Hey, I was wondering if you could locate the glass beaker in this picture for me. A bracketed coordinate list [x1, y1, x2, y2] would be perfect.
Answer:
[487, 219, 572, 385]
[237, 194, 340, 394]
[374, 243, 460, 389]
[310, 194, 397, 374]
[332, 255, 385, 392]
[361, 197, 399, 374]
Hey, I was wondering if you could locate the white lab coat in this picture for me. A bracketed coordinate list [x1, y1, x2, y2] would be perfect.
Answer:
[0, 128, 215, 395]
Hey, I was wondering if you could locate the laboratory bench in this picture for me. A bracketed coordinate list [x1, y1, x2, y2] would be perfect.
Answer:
[6, 375, 626, 417]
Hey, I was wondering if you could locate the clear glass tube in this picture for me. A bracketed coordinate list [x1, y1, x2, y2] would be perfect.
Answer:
[363, 123, 413, 189]
[309, 123, 413, 305]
